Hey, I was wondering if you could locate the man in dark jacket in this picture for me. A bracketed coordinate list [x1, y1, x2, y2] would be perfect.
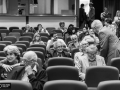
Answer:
[79, 4, 87, 29]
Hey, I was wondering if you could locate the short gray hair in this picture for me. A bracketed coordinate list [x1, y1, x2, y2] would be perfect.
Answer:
[54, 40, 63, 49]
[91, 20, 103, 30]
[23, 51, 38, 61]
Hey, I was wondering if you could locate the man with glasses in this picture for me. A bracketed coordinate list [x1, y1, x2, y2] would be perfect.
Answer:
[75, 45, 106, 81]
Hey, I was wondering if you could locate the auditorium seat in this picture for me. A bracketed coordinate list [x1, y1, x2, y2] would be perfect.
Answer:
[0, 41, 12, 46]
[0, 29, 9, 36]
[0, 44, 6, 51]
[27, 47, 45, 55]
[22, 32, 34, 38]
[12, 29, 23, 35]
[46, 27, 55, 34]
[9, 32, 21, 40]
[4, 36, 17, 44]
[46, 66, 79, 81]
[41, 36, 48, 43]
[15, 41, 30, 48]
[40, 33, 49, 38]
[85, 66, 119, 87]
[0, 27, 7, 29]
[0, 51, 6, 57]
[48, 57, 74, 66]
[0, 80, 32, 90]
[9, 27, 19, 32]
[98, 80, 120, 90]
[71, 48, 79, 59]
[19, 36, 32, 42]
[0, 57, 5, 61]
[29, 44, 46, 52]
[43, 80, 87, 90]
[13, 44, 26, 52]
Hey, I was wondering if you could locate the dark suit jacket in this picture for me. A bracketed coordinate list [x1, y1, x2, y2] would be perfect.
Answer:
[4, 66, 47, 90]
[79, 8, 87, 22]
[88, 7, 95, 21]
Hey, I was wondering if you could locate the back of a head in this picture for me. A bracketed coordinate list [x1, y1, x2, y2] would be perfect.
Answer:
[91, 20, 103, 31]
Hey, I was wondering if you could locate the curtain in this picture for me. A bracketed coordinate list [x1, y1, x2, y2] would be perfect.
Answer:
[103, 0, 120, 19]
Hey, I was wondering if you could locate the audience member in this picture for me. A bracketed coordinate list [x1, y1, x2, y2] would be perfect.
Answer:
[24, 24, 35, 33]
[0, 45, 21, 79]
[75, 45, 106, 81]
[66, 24, 76, 36]
[58, 22, 67, 34]
[68, 34, 80, 52]
[30, 33, 45, 45]
[91, 20, 120, 65]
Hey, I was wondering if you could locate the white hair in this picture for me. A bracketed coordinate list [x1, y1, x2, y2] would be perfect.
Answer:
[91, 20, 103, 31]
[53, 40, 63, 49]
[70, 34, 77, 40]
[23, 51, 38, 61]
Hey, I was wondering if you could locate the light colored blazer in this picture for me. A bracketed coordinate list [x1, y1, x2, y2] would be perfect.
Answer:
[75, 54, 106, 80]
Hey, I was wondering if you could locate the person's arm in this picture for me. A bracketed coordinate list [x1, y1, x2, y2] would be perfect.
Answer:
[28, 69, 47, 90]
[74, 56, 85, 80]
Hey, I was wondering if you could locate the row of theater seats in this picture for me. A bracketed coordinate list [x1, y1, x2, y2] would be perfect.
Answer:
[1, 79, 120, 90]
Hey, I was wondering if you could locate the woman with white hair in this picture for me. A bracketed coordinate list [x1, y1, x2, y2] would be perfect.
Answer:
[91, 19, 120, 65]
[75, 44, 106, 81]
[9, 51, 47, 90]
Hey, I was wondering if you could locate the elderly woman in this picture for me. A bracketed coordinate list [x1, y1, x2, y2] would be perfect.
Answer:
[49, 40, 70, 57]
[0, 45, 21, 79]
[68, 34, 80, 52]
[75, 45, 106, 81]
[91, 20, 120, 65]
[9, 51, 47, 90]
[58, 22, 67, 33]
[23, 24, 35, 33]
[30, 33, 45, 45]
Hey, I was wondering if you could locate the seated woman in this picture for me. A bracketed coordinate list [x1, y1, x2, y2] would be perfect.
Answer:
[30, 33, 45, 45]
[48, 40, 70, 58]
[58, 22, 67, 34]
[0, 45, 21, 79]
[82, 29, 99, 45]
[7, 51, 47, 90]
[36, 24, 49, 35]
[75, 44, 106, 81]
[66, 24, 76, 36]
[68, 34, 80, 52]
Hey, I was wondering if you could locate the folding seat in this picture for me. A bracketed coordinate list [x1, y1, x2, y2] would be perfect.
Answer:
[85, 66, 119, 87]
[0, 80, 32, 90]
[19, 36, 32, 42]
[13, 44, 26, 52]
[98, 80, 120, 90]
[15, 41, 30, 48]
[4, 36, 17, 44]
[65, 37, 71, 45]
[0, 57, 5, 61]
[46, 27, 55, 34]
[0, 44, 6, 51]
[54, 30, 63, 37]
[22, 32, 34, 38]
[12, 29, 23, 35]
[9, 27, 19, 32]
[27, 47, 45, 55]
[48, 57, 74, 67]
[110, 58, 120, 75]
[0, 51, 6, 57]
[43, 80, 87, 90]
[0, 41, 12, 46]
[18, 47, 23, 56]
[29, 44, 46, 52]
[41, 36, 48, 43]
[0, 29, 9, 40]
[71, 48, 79, 59]
[8, 32, 21, 40]
[46, 66, 79, 81]
[0, 27, 7, 29]
[40, 33, 49, 38]
[37, 58, 43, 67]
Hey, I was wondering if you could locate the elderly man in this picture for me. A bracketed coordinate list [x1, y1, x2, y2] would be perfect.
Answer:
[91, 20, 120, 65]
[75, 45, 106, 81]
[6, 51, 47, 90]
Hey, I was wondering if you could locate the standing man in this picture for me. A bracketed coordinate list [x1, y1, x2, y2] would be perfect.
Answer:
[88, 2, 95, 28]
[79, 4, 87, 29]
[100, 7, 111, 25]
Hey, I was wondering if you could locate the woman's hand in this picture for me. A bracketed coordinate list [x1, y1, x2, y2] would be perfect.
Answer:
[2, 64, 13, 72]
